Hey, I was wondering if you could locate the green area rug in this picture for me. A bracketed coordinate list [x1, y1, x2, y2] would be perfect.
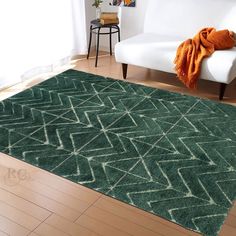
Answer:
[1, 69, 236, 235]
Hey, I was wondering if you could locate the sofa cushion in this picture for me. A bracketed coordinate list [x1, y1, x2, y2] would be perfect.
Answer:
[115, 33, 236, 84]
[144, 0, 236, 38]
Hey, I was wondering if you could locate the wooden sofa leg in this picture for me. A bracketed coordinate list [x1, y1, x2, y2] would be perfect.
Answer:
[122, 63, 128, 79]
[219, 83, 227, 100]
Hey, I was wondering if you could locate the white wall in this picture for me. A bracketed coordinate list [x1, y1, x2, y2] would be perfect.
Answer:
[98, 1, 119, 52]
[99, 0, 149, 51]
[85, 0, 96, 53]
[84, 0, 118, 53]
[119, 0, 149, 39]
[84, 0, 149, 53]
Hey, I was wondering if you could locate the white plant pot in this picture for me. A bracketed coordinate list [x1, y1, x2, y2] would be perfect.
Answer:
[96, 7, 101, 20]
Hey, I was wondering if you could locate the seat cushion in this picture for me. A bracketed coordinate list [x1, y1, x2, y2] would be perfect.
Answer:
[115, 33, 236, 84]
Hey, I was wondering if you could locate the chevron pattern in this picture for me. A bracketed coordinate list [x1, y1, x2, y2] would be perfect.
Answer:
[1, 69, 236, 235]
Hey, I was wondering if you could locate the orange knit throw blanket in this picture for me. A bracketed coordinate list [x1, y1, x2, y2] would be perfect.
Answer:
[174, 28, 235, 89]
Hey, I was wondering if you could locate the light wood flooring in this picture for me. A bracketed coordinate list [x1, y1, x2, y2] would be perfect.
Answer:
[0, 53, 236, 236]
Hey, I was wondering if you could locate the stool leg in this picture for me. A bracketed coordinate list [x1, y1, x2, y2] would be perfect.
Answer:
[117, 26, 121, 42]
[87, 25, 92, 59]
[109, 27, 112, 56]
[95, 28, 101, 67]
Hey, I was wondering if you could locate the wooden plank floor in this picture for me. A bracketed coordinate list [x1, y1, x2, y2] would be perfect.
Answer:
[0, 53, 236, 235]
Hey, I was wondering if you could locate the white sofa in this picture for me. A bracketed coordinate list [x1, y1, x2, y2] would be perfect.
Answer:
[115, 0, 236, 99]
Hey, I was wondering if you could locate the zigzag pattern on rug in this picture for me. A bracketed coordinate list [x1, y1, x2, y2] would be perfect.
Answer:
[0, 70, 236, 236]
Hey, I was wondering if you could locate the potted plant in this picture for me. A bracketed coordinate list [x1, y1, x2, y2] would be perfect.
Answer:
[92, 0, 103, 20]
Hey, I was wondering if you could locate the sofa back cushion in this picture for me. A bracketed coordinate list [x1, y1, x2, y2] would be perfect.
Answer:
[144, 0, 236, 38]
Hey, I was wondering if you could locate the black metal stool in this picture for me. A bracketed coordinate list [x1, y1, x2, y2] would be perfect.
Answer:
[87, 19, 120, 67]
